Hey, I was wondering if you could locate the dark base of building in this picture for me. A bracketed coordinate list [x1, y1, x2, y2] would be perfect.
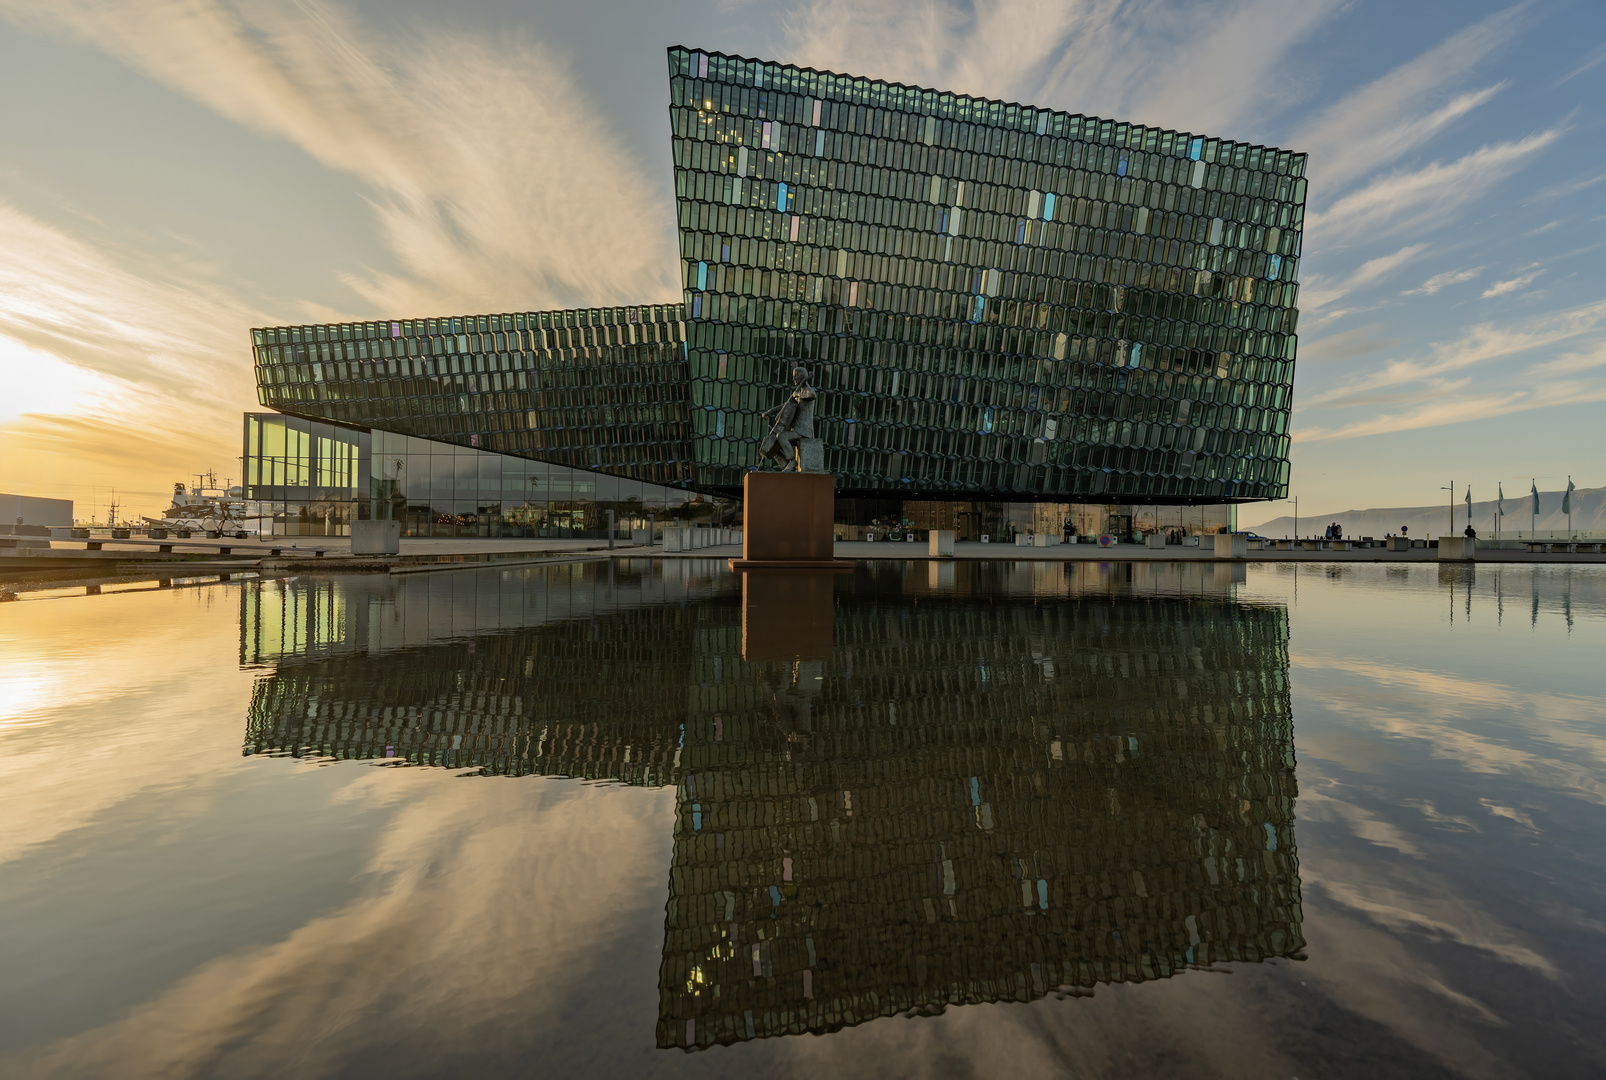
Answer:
[833, 498, 1238, 545]
[709, 486, 1275, 506]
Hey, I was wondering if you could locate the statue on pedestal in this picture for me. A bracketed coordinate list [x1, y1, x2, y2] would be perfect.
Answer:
[758, 364, 822, 472]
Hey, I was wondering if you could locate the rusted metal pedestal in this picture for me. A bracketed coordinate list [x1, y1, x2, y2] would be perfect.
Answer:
[727, 473, 851, 571]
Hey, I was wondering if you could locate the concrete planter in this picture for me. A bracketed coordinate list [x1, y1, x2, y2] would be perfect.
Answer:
[1214, 533, 1248, 559]
[351, 520, 401, 555]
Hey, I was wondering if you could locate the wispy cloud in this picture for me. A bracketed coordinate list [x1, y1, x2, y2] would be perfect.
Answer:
[1298, 325, 1400, 366]
[1552, 39, 1606, 87]
[1527, 169, 1606, 203]
[0, 334, 128, 429]
[1295, 299, 1606, 440]
[1297, 380, 1606, 442]
[0, 199, 263, 507]
[1302, 298, 1606, 409]
[1529, 339, 1606, 378]
[1302, 244, 1429, 312]
[0, 0, 679, 315]
[1306, 128, 1565, 243]
[1481, 268, 1544, 298]
[0, 201, 259, 398]
[1403, 267, 1483, 296]
[1295, 5, 1526, 192]
[779, 0, 1342, 137]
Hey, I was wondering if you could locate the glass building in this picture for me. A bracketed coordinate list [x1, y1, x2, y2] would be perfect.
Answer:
[246, 48, 1305, 535]
[246, 304, 741, 537]
[669, 46, 1303, 503]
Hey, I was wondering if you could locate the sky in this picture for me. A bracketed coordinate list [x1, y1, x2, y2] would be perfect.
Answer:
[0, 0, 1602, 524]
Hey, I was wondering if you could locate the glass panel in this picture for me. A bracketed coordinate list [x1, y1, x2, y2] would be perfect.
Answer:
[261, 420, 286, 458]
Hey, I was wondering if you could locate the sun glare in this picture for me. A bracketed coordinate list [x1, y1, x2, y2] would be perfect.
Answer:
[0, 334, 120, 427]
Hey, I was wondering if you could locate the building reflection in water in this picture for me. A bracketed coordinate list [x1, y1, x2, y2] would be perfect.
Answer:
[241, 559, 1303, 1051]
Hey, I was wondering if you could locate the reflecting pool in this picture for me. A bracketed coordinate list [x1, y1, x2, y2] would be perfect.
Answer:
[2, 561, 1604, 1078]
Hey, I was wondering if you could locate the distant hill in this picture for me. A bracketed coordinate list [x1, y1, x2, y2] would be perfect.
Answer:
[1246, 486, 1605, 540]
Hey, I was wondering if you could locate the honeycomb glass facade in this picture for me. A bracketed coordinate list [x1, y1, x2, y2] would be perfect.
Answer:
[251, 304, 693, 487]
[669, 47, 1304, 502]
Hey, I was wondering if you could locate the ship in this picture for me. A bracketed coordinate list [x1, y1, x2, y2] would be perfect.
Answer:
[142, 472, 266, 538]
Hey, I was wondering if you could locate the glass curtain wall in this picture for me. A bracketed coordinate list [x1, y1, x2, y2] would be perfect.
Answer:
[244, 414, 367, 536]
[245, 413, 734, 539]
[368, 430, 730, 538]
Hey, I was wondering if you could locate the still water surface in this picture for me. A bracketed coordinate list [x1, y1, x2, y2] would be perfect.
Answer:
[2, 561, 1604, 1078]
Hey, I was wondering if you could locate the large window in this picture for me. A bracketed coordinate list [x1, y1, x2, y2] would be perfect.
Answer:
[240, 413, 731, 539]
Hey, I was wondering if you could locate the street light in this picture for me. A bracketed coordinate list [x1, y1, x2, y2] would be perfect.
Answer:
[1439, 481, 1454, 538]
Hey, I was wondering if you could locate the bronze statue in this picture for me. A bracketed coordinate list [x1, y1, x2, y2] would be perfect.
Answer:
[757, 364, 818, 471]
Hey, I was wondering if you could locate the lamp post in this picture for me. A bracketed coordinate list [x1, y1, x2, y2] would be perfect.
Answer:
[1440, 481, 1454, 538]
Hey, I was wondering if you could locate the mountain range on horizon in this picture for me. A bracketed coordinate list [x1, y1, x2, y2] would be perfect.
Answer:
[1244, 486, 1605, 541]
